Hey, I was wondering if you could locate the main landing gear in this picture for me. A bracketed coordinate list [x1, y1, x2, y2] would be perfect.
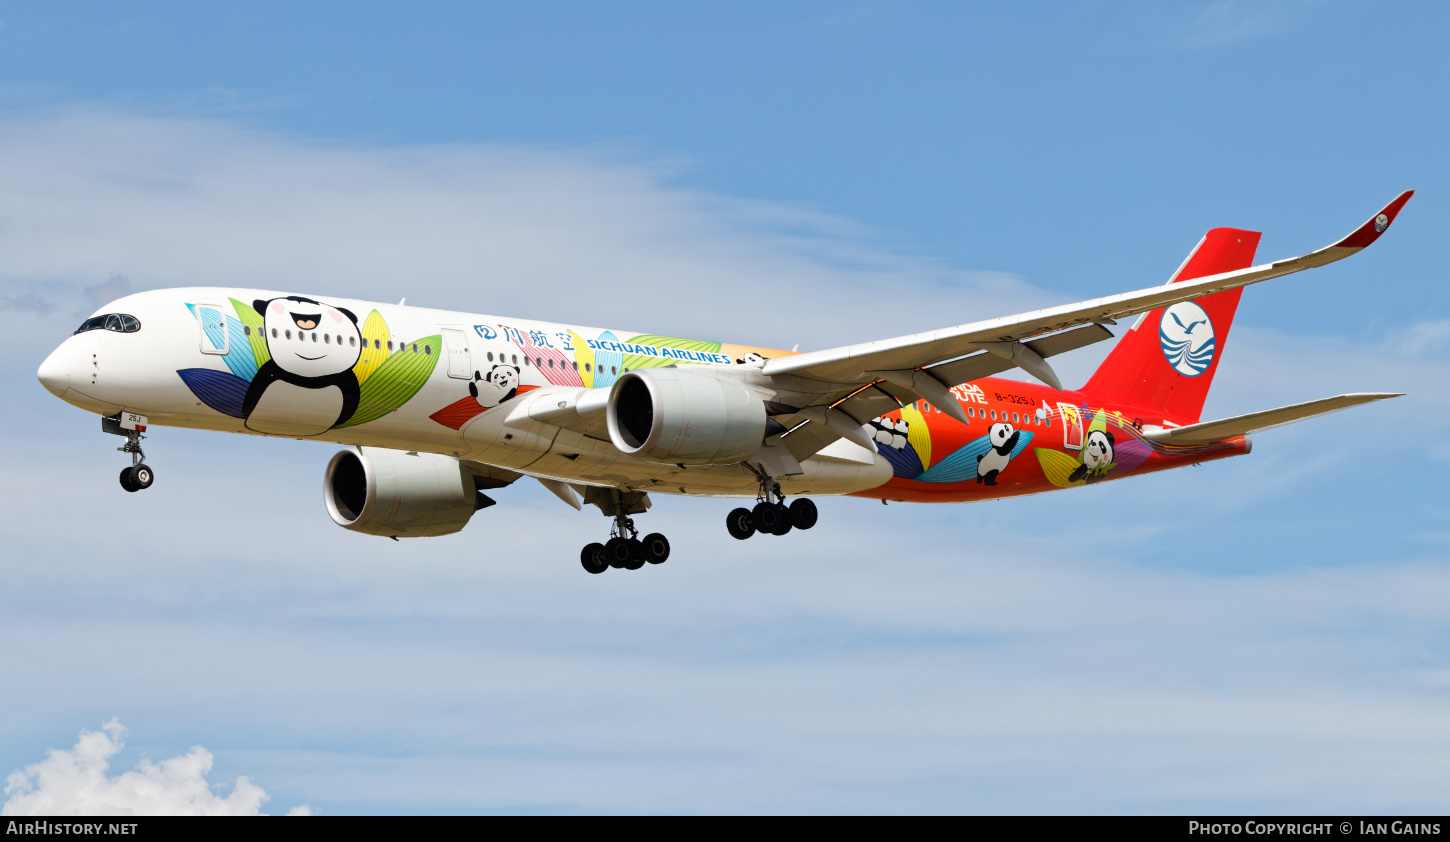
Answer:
[726, 468, 818, 540]
[103, 415, 155, 493]
[580, 488, 670, 575]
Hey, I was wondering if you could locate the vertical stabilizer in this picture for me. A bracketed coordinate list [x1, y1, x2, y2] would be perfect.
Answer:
[1081, 228, 1261, 425]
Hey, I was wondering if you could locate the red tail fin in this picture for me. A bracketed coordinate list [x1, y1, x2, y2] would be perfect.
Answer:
[1081, 228, 1261, 425]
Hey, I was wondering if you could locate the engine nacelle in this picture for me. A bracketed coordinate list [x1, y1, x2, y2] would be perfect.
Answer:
[324, 447, 491, 538]
[606, 368, 768, 465]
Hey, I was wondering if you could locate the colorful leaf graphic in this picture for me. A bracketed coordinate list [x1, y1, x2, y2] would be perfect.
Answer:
[189, 302, 257, 382]
[354, 310, 392, 385]
[901, 403, 931, 469]
[570, 330, 595, 388]
[427, 385, 540, 430]
[338, 334, 441, 428]
[918, 431, 1034, 484]
[229, 297, 270, 370]
[1110, 435, 1154, 472]
[878, 442, 924, 479]
[1035, 448, 1086, 489]
[177, 368, 248, 419]
[515, 332, 584, 387]
[430, 396, 485, 430]
[621, 334, 723, 371]
[594, 331, 622, 390]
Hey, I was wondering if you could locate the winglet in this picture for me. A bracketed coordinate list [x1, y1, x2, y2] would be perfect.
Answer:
[1333, 190, 1414, 250]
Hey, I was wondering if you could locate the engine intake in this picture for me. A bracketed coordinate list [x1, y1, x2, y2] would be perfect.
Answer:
[324, 447, 493, 538]
[606, 368, 767, 465]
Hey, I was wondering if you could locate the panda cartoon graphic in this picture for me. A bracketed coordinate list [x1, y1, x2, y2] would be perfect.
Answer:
[868, 415, 909, 451]
[975, 422, 1020, 486]
[468, 364, 521, 409]
[243, 296, 362, 436]
[1069, 429, 1115, 484]
[735, 352, 769, 365]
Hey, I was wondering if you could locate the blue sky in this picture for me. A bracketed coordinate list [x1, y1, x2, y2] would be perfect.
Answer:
[2, 1, 1448, 814]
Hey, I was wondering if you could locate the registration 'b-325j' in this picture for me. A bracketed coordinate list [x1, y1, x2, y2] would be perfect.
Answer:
[38, 191, 1414, 573]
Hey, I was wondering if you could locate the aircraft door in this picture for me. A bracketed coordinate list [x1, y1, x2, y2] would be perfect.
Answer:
[441, 328, 473, 379]
[195, 303, 229, 355]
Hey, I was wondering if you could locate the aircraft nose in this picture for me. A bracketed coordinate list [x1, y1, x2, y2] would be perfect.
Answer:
[37, 345, 72, 398]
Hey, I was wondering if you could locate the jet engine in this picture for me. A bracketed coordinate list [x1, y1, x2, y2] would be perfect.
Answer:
[606, 368, 768, 465]
[324, 446, 495, 538]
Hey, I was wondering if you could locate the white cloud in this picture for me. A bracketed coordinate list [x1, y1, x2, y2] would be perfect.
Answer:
[1389, 319, 1450, 357]
[0, 107, 1051, 361]
[1172, 1, 1295, 47]
[1100, 0, 1319, 53]
[2, 720, 309, 816]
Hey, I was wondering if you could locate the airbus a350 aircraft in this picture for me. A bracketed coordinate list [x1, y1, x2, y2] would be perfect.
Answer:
[37, 192, 1413, 573]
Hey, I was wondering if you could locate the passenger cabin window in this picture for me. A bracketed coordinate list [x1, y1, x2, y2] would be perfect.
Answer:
[73, 314, 142, 335]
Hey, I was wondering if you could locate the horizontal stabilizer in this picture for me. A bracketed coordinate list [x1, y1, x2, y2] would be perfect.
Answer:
[1143, 392, 1402, 445]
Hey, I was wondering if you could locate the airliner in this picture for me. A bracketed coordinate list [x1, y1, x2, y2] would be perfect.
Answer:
[37, 192, 1413, 573]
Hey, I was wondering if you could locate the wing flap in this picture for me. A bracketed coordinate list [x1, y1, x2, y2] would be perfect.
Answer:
[919, 322, 1115, 390]
[1144, 393, 1401, 445]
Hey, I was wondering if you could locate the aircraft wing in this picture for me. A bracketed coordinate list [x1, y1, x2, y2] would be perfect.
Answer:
[1143, 393, 1402, 446]
[763, 191, 1414, 387]
[486, 193, 1414, 472]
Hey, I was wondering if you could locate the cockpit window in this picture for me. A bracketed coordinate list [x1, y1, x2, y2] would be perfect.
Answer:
[74, 314, 141, 335]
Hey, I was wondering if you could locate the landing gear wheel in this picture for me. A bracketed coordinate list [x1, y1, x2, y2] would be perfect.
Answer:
[605, 536, 632, 569]
[623, 538, 646, 570]
[726, 508, 756, 540]
[773, 502, 793, 535]
[119, 467, 139, 493]
[130, 464, 154, 490]
[642, 533, 670, 565]
[788, 498, 818, 530]
[752, 501, 782, 535]
[580, 543, 608, 574]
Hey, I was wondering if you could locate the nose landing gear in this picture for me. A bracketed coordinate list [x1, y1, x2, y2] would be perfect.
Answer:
[727, 468, 818, 540]
[119, 462, 154, 493]
[104, 414, 154, 493]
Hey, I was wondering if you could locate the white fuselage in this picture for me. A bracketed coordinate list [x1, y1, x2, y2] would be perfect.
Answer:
[37, 288, 892, 499]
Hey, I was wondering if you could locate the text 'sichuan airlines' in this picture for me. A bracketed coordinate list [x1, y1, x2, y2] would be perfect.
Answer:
[38, 192, 1413, 572]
